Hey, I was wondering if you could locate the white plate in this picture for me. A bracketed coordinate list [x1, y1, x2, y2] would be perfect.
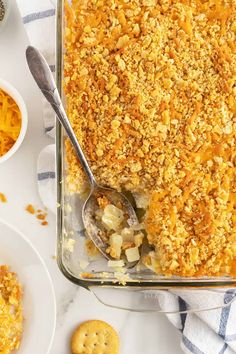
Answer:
[0, 219, 56, 354]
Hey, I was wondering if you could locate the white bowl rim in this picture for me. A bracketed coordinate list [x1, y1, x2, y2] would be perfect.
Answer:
[0, 78, 28, 163]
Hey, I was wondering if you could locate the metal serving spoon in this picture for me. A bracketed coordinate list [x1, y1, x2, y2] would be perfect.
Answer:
[26, 46, 139, 261]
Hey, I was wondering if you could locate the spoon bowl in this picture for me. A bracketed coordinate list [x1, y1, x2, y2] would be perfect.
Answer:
[82, 185, 139, 260]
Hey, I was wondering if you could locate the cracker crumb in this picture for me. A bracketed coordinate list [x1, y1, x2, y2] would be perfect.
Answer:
[0, 192, 7, 203]
[25, 204, 35, 214]
[37, 213, 47, 220]
[41, 221, 48, 226]
[80, 272, 95, 279]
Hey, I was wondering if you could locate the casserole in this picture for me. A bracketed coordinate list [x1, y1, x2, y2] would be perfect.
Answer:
[56, 0, 236, 312]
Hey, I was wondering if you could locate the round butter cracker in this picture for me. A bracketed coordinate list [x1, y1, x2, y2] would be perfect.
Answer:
[71, 320, 119, 354]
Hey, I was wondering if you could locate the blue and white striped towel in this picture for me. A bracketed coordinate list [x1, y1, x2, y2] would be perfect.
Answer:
[157, 289, 236, 354]
[17, 0, 57, 213]
[18, 0, 56, 137]
[16, 1, 236, 353]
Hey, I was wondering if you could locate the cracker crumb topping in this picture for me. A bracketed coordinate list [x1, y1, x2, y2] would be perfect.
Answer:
[0, 265, 23, 353]
[64, 0, 236, 277]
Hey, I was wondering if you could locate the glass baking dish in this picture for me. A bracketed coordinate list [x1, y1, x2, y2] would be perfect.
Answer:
[56, 0, 236, 312]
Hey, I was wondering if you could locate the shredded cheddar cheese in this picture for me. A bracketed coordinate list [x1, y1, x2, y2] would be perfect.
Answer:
[0, 88, 21, 157]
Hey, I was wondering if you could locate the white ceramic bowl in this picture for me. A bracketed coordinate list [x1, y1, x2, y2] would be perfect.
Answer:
[0, 78, 28, 163]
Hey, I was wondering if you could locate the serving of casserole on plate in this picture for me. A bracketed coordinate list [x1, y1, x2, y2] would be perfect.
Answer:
[0, 219, 56, 353]
[57, 0, 236, 288]
[0, 264, 23, 353]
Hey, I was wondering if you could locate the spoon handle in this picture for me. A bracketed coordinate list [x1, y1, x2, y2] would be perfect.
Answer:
[26, 46, 96, 188]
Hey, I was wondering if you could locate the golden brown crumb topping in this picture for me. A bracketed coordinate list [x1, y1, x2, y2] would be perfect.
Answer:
[64, 0, 236, 276]
[0, 265, 23, 353]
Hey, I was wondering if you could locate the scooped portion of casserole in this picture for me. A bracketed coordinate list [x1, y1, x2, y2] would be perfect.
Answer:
[64, 0, 236, 277]
[0, 265, 23, 353]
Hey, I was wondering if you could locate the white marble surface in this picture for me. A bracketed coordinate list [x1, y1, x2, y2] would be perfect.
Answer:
[0, 3, 183, 353]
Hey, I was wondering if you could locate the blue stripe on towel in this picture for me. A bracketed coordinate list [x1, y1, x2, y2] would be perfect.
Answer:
[218, 290, 236, 339]
[182, 335, 204, 354]
[179, 297, 187, 332]
[23, 9, 55, 24]
[219, 343, 228, 354]
[224, 333, 236, 341]
[38, 171, 55, 181]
